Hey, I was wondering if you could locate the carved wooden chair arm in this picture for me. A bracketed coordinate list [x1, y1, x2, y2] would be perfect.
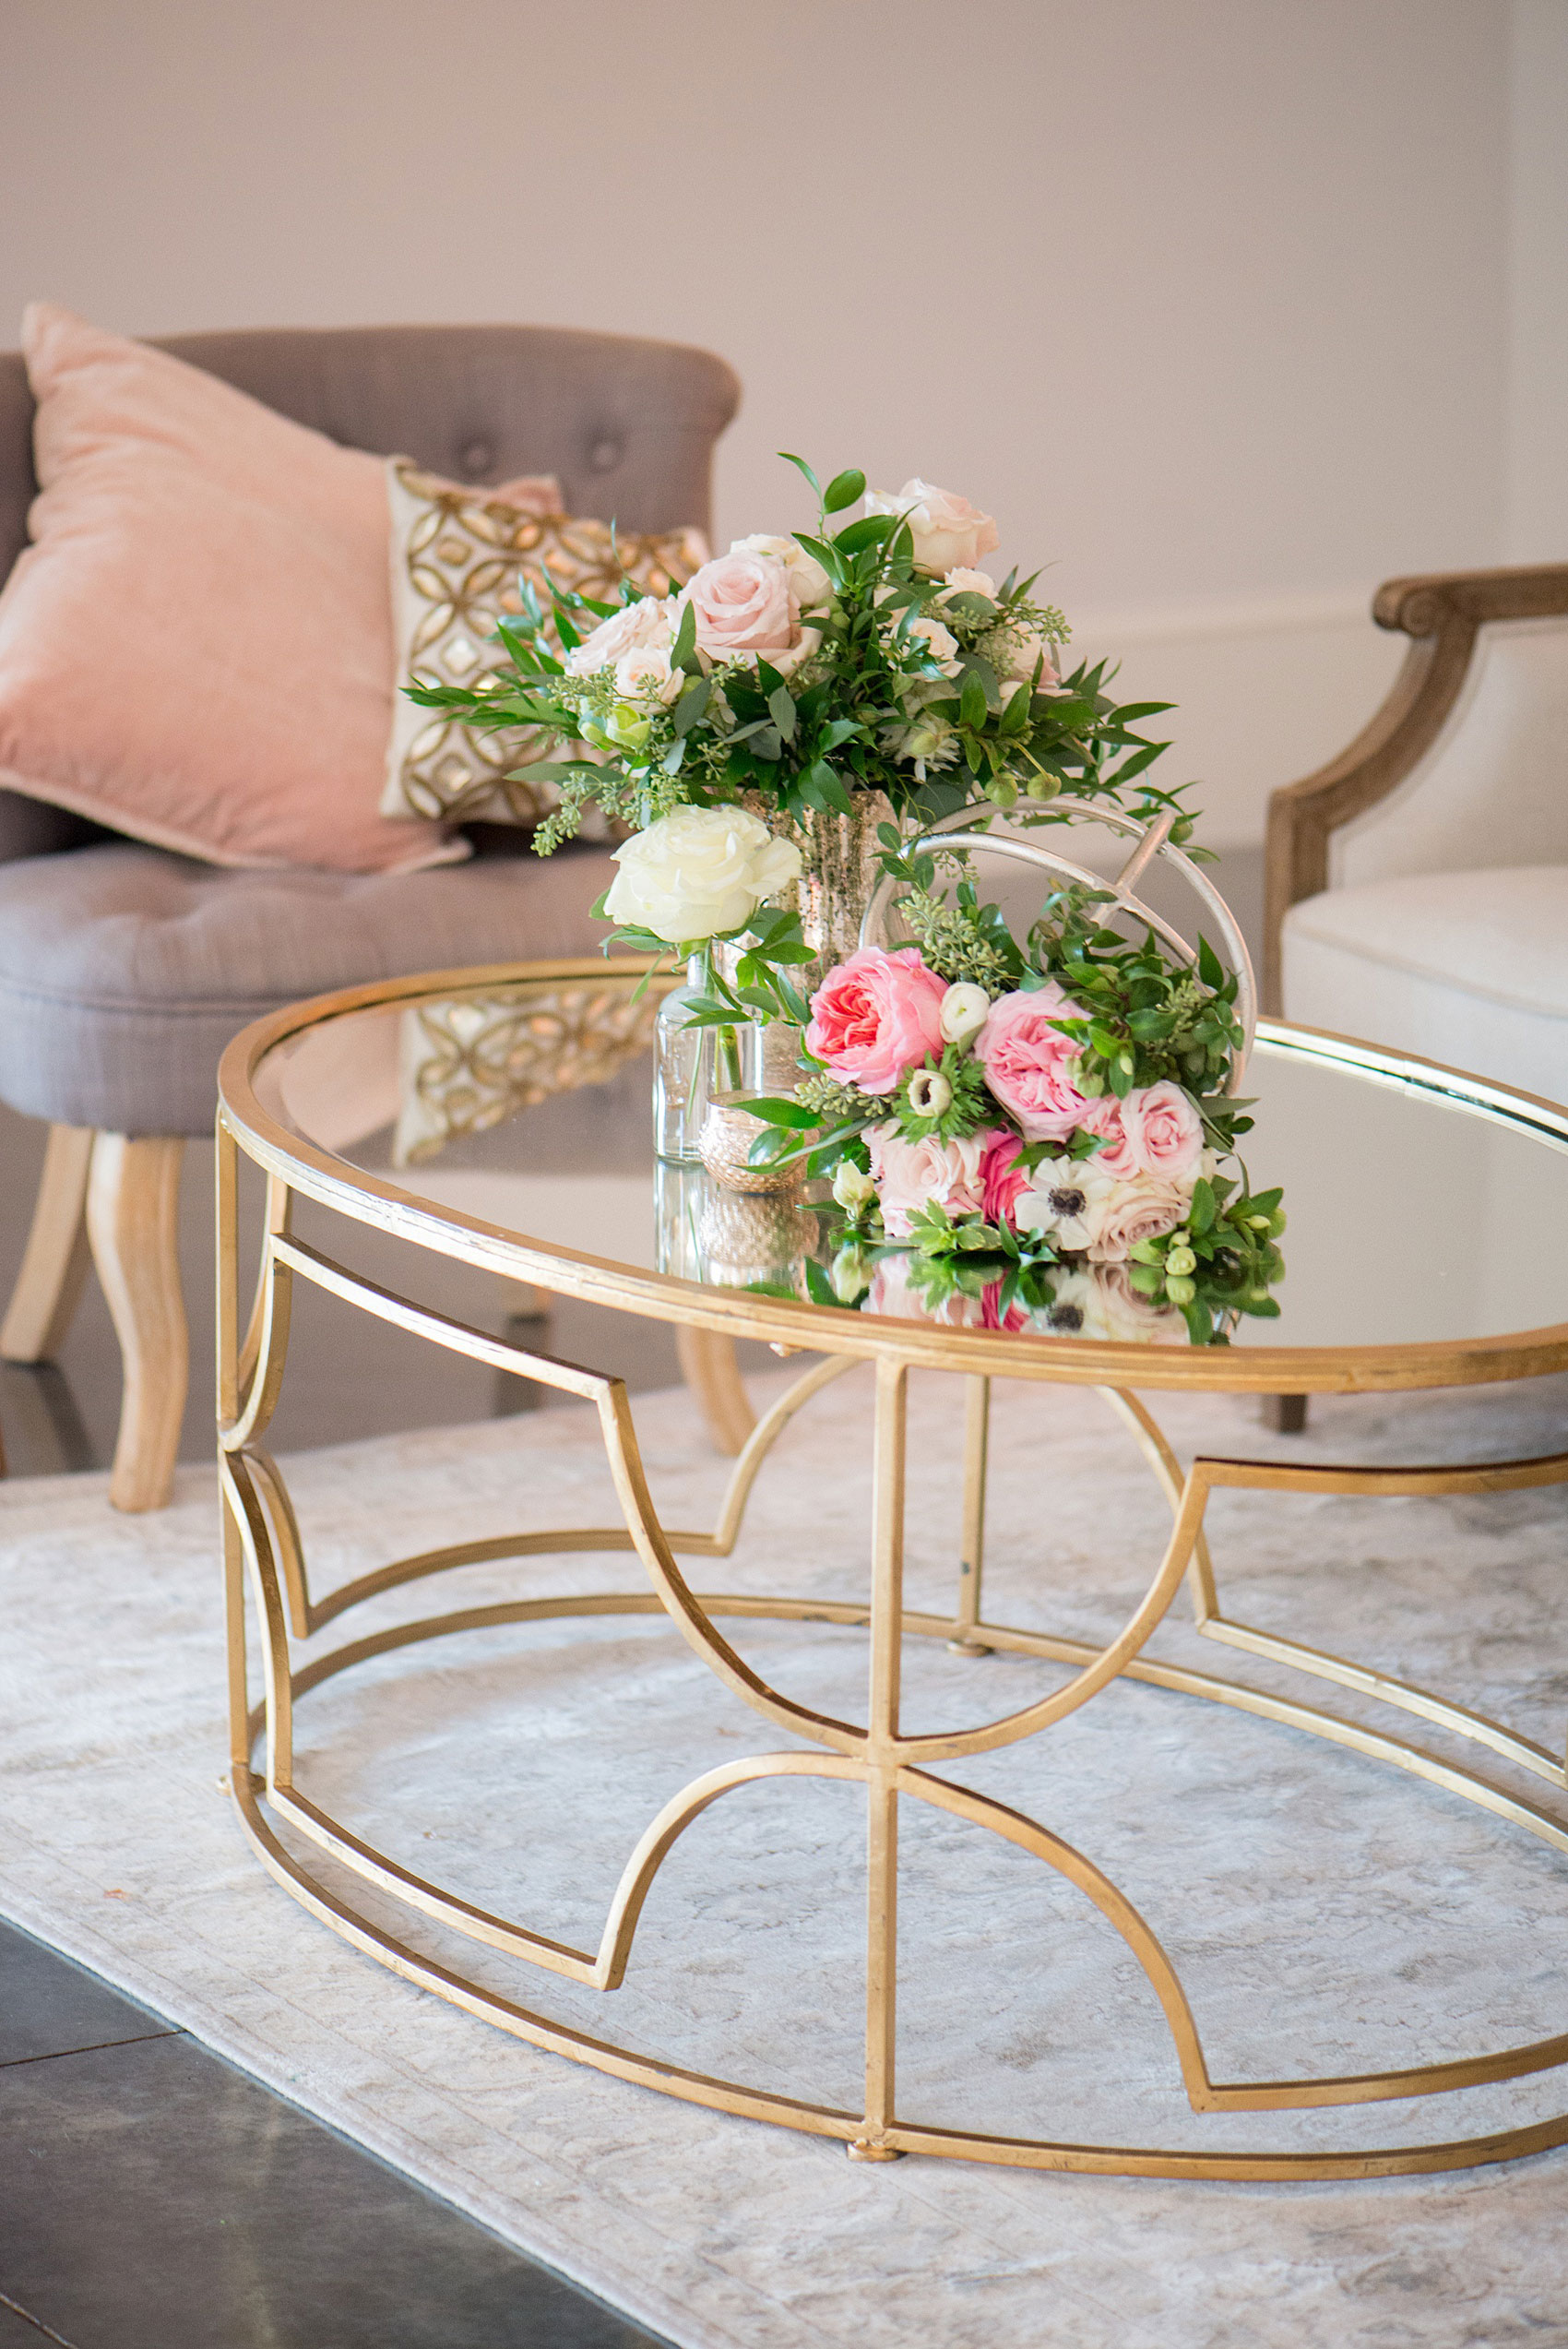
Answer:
[1262, 563, 1568, 1012]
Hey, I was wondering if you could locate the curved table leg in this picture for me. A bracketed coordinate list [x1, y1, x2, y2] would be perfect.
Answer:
[677, 1326, 755, 1456]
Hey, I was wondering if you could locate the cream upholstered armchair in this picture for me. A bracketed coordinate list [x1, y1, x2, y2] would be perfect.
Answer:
[0, 323, 740, 1510]
[1265, 564, 1568, 1099]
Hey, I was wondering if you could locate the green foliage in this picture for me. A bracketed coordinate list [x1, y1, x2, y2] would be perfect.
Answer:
[889, 1043, 994, 1143]
[735, 863, 1283, 1349]
[404, 450, 1206, 863]
[1025, 882, 1248, 1139]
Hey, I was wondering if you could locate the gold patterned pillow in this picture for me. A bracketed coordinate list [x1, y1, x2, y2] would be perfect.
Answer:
[382, 459, 707, 829]
[391, 980, 663, 1165]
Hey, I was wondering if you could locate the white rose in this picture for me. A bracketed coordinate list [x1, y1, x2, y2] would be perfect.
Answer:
[862, 479, 1001, 576]
[731, 532, 834, 614]
[940, 567, 998, 601]
[612, 645, 683, 704]
[564, 594, 672, 674]
[602, 805, 803, 945]
[939, 982, 991, 1046]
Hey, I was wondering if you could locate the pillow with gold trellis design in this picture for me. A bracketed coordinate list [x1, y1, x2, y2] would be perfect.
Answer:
[381, 459, 707, 831]
[392, 980, 663, 1165]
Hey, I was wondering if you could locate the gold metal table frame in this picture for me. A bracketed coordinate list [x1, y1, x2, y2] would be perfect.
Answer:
[217, 962, 1568, 2181]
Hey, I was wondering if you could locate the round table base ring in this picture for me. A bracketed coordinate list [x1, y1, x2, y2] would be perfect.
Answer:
[231, 1580, 1568, 2184]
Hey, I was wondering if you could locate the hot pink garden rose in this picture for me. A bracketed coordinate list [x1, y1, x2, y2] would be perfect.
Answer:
[1119, 1080, 1205, 1186]
[868, 1126, 985, 1237]
[975, 983, 1091, 1141]
[806, 946, 947, 1095]
[979, 1128, 1030, 1226]
[676, 549, 818, 674]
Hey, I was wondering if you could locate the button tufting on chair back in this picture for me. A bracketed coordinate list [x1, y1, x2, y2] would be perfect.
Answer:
[0, 321, 741, 583]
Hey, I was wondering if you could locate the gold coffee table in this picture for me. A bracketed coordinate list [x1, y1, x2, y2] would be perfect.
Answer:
[217, 959, 1568, 2179]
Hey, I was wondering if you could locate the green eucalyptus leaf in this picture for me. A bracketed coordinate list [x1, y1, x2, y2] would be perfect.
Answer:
[823, 468, 866, 514]
[742, 1097, 821, 1129]
[671, 677, 710, 736]
[804, 1258, 839, 1308]
[671, 597, 699, 674]
[832, 513, 896, 556]
[778, 450, 822, 497]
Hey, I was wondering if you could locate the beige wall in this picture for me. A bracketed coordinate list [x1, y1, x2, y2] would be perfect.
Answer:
[2, 0, 1531, 845]
[1508, 0, 1568, 561]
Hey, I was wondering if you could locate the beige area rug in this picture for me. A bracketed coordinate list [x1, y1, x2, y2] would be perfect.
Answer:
[5, 1365, 1568, 2347]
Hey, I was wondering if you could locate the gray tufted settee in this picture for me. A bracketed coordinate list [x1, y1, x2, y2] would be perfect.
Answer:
[0, 322, 740, 1508]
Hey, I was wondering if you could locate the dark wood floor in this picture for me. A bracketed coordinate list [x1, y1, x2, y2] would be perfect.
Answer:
[0, 1078, 688, 2349]
[0, 1922, 665, 2348]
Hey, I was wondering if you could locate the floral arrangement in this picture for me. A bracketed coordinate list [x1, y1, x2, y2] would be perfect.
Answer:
[743, 851, 1285, 1348]
[410, 446, 1284, 1344]
[408, 455, 1198, 1022]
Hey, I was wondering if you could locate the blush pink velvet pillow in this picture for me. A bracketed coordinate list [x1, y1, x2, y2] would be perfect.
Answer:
[0, 304, 457, 873]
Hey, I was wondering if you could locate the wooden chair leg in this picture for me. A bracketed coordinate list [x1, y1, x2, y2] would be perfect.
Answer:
[1260, 1393, 1309, 1434]
[1, 1123, 95, 1363]
[676, 1327, 755, 1456]
[86, 1133, 188, 1512]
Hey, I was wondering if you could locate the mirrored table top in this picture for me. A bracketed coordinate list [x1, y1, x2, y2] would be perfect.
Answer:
[234, 967, 1568, 1381]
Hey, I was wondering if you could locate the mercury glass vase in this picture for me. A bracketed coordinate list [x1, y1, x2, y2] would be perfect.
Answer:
[750, 788, 897, 1089]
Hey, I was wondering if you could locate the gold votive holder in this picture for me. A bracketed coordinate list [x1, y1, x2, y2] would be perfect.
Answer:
[697, 1191, 819, 1291]
[696, 1093, 804, 1195]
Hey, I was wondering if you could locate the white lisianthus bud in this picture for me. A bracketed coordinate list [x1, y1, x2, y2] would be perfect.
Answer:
[603, 700, 653, 752]
[832, 1160, 877, 1212]
[939, 983, 991, 1046]
[602, 805, 803, 945]
[831, 1243, 873, 1303]
[907, 1069, 953, 1117]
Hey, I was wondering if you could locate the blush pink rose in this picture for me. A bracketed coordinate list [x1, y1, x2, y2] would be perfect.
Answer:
[805, 946, 947, 1094]
[1085, 1175, 1189, 1264]
[1119, 1080, 1205, 1186]
[868, 1126, 985, 1238]
[979, 1128, 1030, 1227]
[975, 984, 1091, 1141]
[1074, 1093, 1140, 1179]
[863, 480, 1001, 575]
[677, 549, 815, 671]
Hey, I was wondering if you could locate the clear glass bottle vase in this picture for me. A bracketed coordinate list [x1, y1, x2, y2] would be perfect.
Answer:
[653, 952, 752, 1163]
